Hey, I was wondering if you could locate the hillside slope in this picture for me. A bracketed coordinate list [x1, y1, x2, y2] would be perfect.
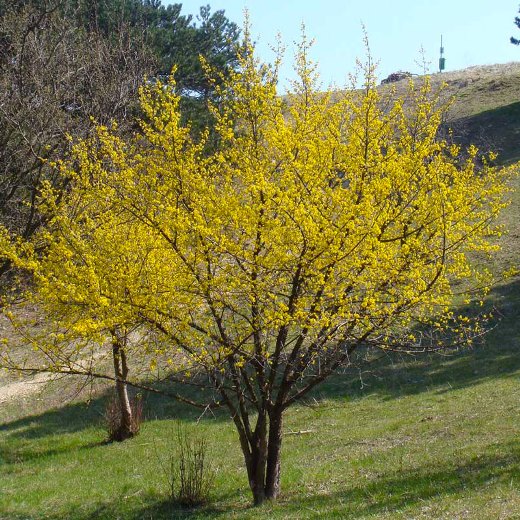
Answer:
[382, 62, 520, 165]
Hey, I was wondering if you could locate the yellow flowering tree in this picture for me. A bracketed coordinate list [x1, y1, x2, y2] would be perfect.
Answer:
[0, 95, 203, 440]
[6, 34, 513, 502]
[1, 146, 154, 440]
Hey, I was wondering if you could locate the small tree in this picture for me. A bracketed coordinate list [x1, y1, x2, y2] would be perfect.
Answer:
[7, 34, 513, 503]
[1, 181, 153, 440]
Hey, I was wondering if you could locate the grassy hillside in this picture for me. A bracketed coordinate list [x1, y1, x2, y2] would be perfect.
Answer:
[383, 62, 520, 165]
[1, 62, 520, 520]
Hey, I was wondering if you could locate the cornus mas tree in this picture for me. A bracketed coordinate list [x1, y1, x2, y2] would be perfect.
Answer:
[4, 34, 513, 503]
[1, 161, 162, 440]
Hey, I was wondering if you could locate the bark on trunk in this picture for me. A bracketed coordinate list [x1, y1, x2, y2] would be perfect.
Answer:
[242, 410, 284, 505]
[111, 335, 135, 441]
[265, 411, 283, 500]
[246, 413, 268, 505]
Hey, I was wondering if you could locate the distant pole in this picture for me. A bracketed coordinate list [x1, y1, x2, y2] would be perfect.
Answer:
[439, 35, 446, 73]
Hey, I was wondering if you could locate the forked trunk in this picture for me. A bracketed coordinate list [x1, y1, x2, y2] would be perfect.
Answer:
[246, 413, 268, 505]
[243, 409, 284, 505]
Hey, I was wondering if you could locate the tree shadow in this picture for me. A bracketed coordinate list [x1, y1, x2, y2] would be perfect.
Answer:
[60, 500, 231, 520]
[449, 101, 520, 165]
[0, 398, 105, 438]
[2, 500, 232, 520]
[310, 277, 520, 403]
[3, 439, 519, 519]
[0, 378, 232, 467]
[280, 438, 520, 518]
[0, 437, 102, 468]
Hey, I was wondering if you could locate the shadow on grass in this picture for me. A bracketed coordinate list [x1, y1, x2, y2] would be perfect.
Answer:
[279, 439, 520, 518]
[450, 101, 520, 166]
[0, 380, 230, 458]
[3, 439, 519, 519]
[62, 501, 231, 520]
[3, 501, 232, 520]
[0, 399, 105, 438]
[0, 438, 102, 467]
[311, 277, 520, 404]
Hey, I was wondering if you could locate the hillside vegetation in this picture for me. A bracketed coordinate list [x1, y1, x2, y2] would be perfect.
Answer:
[386, 62, 520, 165]
[1, 62, 520, 520]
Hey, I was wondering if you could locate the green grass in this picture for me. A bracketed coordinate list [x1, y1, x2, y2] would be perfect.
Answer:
[1, 62, 520, 519]
[2, 312, 520, 520]
[2, 272, 520, 519]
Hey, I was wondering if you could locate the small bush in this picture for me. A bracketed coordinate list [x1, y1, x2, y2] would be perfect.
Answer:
[159, 423, 215, 507]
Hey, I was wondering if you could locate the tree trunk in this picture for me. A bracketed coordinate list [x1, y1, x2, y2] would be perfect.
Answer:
[241, 410, 285, 505]
[265, 410, 283, 500]
[251, 414, 268, 505]
[111, 334, 135, 441]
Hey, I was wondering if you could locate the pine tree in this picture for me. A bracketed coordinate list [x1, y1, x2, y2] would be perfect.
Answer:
[511, 6, 520, 44]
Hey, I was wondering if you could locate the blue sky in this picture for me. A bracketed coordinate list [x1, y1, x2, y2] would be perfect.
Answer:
[166, 0, 520, 89]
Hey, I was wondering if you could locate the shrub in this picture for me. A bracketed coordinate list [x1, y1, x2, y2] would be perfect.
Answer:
[104, 391, 143, 442]
[159, 424, 215, 507]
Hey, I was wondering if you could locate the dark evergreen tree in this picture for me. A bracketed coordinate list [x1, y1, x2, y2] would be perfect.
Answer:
[0, 3, 153, 268]
[0, 1, 240, 98]
[511, 6, 520, 45]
